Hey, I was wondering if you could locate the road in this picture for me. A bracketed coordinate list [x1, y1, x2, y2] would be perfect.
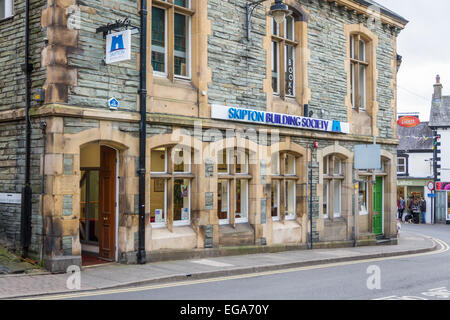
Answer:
[37, 224, 450, 300]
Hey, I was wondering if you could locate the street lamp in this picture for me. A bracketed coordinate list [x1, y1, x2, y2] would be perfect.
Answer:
[246, 0, 291, 40]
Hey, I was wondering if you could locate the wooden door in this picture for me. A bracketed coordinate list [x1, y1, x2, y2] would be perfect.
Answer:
[99, 146, 116, 261]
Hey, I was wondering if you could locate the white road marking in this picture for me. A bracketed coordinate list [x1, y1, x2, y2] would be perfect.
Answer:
[190, 259, 234, 267]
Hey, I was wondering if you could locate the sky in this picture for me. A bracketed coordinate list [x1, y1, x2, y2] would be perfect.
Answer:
[375, 0, 450, 121]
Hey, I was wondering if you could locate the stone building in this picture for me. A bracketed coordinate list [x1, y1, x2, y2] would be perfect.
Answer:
[0, 0, 407, 271]
[397, 120, 434, 223]
[429, 76, 450, 224]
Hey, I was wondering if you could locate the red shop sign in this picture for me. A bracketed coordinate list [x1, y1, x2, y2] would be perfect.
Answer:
[397, 116, 420, 128]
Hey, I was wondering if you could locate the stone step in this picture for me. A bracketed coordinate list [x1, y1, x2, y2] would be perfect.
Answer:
[219, 223, 255, 247]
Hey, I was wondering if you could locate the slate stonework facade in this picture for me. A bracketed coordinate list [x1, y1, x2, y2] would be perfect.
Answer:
[0, 0, 407, 271]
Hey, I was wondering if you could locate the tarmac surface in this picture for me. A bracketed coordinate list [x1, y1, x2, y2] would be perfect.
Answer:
[0, 225, 440, 300]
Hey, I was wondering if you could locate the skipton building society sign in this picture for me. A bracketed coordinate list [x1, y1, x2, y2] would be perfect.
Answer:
[211, 104, 350, 134]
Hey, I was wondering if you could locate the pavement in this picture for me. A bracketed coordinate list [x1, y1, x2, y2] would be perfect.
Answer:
[0, 231, 437, 299]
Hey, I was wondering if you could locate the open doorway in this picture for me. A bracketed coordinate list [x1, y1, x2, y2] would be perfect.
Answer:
[80, 143, 118, 266]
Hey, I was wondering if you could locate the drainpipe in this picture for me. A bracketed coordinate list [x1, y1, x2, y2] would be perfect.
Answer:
[21, 0, 33, 259]
[137, 0, 148, 264]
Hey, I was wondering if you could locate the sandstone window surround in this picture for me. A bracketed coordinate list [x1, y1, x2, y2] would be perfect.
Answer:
[0, 0, 13, 20]
[150, 146, 194, 230]
[271, 152, 299, 222]
[217, 149, 251, 225]
[323, 155, 345, 219]
[151, 0, 194, 80]
[271, 15, 298, 98]
[350, 34, 369, 111]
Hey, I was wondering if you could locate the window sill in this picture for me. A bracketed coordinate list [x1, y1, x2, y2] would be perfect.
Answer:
[0, 16, 14, 23]
[151, 222, 167, 229]
[153, 74, 194, 88]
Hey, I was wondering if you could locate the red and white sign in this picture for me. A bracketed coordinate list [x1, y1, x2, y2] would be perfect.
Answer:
[397, 116, 420, 128]
[427, 181, 435, 191]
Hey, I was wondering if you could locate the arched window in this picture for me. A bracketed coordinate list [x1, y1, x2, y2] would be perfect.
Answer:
[150, 146, 193, 227]
[323, 155, 344, 219]
[350, 34, 369, 111]
[271, 152, 298, 221]
[271, 14, 298, 98]
[217, 148, 251, 225]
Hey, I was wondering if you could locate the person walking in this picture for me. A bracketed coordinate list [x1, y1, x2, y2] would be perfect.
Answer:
[397, 197, 405, 222]
[420, 197, 427, 224]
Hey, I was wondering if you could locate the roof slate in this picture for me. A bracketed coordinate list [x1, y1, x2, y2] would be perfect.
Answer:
[398, 122, 434, 151]
[429, 96, 450, 128]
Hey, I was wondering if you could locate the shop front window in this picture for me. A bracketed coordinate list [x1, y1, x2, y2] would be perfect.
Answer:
[150, 146, 193, 227]
[271, 152, 299, 221]
[217, 149, 250, 224]
[323, 155, 345, 219]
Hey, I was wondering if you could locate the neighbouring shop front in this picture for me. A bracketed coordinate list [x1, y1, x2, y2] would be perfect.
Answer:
[436, 182, 450, 224]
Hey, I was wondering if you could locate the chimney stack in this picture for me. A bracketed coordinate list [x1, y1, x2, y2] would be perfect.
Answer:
[434, 74, 443, 100]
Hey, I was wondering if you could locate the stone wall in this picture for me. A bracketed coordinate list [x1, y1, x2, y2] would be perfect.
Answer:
[0, 120, 43, 255]
[207, 0, 267, 110]
[0, 0, 46, 255]
[66, 1, 140, 111]
[206, 0, 398, 139]
[0, 0, 47, 112]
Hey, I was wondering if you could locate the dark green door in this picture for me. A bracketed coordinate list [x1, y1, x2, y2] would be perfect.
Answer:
[373, 177, 383, 235]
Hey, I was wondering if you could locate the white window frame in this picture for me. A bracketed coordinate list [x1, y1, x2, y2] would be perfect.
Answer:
[285, 180, 297, 220]
[0, 0, 13, 20]
[333, 180, 342, 218]
[323, 180, 329, 219]
[235, 179, 249, 224]
[218, 179, 230, 225]
[359, 64, 366, 110]
[151, 179, 168, 228]
[285, 154, 296, 176]
[272, 180, 281, 221]
[173, 147, 192, 174]
[173, 179, 191, 227]
[174, 11, 192, 80]
[151, 148, 168, 174]
[152, 7, 168, 77]
[397, 157, 406, 174]
[272, 41, 280, 95]
[285, 44, 296, 98]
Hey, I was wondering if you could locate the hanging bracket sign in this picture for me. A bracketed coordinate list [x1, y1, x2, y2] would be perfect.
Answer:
[105, 29, 132, 64]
